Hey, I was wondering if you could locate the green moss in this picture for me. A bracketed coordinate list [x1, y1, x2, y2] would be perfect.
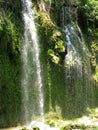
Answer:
[0, 54, 22, 127]
[0, 1, 22, 127]
[60, 124, 98, 130]
[0, 0, 98, 128]
[19, 128, 29, 130]
[0, 11, 23, 62]
[37, 3, 66, 65]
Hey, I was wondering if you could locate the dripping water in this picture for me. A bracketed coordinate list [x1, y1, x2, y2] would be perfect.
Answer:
[61, 6, 93, 117]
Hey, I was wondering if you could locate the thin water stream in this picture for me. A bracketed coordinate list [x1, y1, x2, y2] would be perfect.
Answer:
[61, 6, 93, 117]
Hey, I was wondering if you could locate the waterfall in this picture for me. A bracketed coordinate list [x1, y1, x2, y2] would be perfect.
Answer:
[61, 6, 93, 117]
[21, 0, 44, 124]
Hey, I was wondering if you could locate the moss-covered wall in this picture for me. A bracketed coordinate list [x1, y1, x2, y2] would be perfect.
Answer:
[0, 0, 23, 127]
[0, 0, 98, 127]
[37, 0, 98, 119]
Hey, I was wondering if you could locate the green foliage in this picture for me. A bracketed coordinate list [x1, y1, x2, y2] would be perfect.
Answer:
[79, 0, 98, 75]
[0, 11, 22, 61]
[60, 124, 98, 130]
[43, 0, 62, 7]
[38, 6, 66, 64]
[48, 49, 60, 64]
[95, 65, 98, 82]
[44, 0, 51, 3]
[83, 0, 98, 21]
[55, 40, 65, 52]
[33, 127, 40, 130]
[1, 0, 22, 13]
[90, 41, 98, 67]
[48, 121, 56, 127]
[0, 0, 22, 127]
[0, 55, 21, 127]
[0, 24, 3, 36]
[45, 111, 62, 127]
[48, 30, 65, 64]
[79, 0, 98, 31]
[19, 127, 40, 130]
[0, 0, 98, 128]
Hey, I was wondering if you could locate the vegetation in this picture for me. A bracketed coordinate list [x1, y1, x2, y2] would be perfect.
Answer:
[37, 1, 66, 65]
[0, 0, 22, 127]
[0, 0, 98, 128]
[60, 124, 98, 130]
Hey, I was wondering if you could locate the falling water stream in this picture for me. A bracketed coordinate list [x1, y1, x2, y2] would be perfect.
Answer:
[61, 6, 93, 117]
[21, 0, 44, 124]
[20, 0, 93, 128]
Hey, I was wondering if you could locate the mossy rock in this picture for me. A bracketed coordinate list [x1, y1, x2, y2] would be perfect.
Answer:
[60, 124, 98, 130]
[19, 127, 40, 130]
[61, 124, 87, 130]
[33, 127, 40, 130]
